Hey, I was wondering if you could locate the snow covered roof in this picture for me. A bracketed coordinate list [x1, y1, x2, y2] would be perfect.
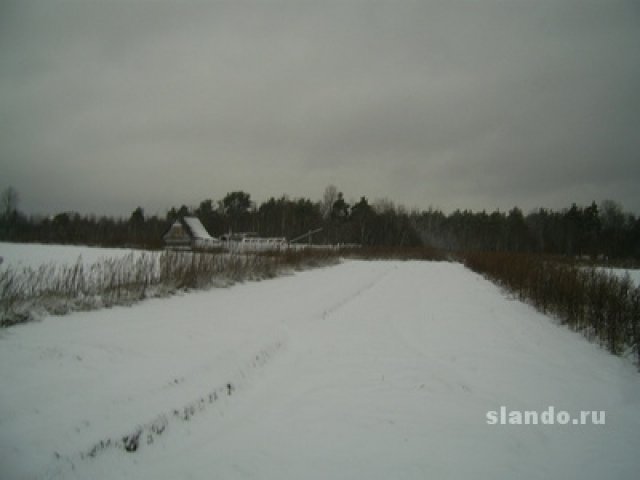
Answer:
[182, 216, 214, 240]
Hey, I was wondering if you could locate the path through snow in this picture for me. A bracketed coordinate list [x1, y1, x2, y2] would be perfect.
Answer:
[1, 260, 639, 479]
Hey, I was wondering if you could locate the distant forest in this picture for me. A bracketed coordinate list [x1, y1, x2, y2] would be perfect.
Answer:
[1, 186, 639, 260]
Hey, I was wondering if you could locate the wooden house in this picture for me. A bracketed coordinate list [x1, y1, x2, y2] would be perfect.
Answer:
[162, 216, 221, 250]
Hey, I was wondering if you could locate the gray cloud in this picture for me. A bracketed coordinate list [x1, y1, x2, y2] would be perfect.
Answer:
[1, 0, 639, 216]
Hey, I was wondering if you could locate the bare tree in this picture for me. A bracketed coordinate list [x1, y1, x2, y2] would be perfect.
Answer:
[600, 199, 626, 230]
[1, 187, 19, 219]
[320, 185, 339, 219]
[373, 197, 395, 215]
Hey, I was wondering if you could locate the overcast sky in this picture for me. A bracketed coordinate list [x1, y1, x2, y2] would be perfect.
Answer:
[1, 0, 639, 217]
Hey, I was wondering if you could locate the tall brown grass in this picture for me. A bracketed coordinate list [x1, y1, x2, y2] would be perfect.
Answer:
[341, 245, 449, 261]
[463, 252, 640, 363]
[0, 249, 341, 327]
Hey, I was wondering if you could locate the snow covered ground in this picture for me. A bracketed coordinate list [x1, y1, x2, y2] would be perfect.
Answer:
[1, 260, 639, 479]
[603, 267, 640, 286]
[0, 242, 152, 269]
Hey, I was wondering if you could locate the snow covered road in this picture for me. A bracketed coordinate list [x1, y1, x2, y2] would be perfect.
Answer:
[1, 260, 639, 479]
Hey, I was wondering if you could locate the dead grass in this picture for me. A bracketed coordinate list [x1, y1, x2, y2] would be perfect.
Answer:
[0, 249, 341, 327]
[463, 252, 640, 363]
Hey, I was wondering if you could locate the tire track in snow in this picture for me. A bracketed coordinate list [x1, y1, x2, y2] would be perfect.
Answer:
[47, 339, 285, 477]
[45, 263, 396, 478]
[319, 264, 397, 321]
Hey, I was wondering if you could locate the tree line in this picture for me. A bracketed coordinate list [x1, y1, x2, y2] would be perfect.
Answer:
[1, 186, 639, 260]
[414, 200, 640, 260]
[0, 186, 421, 249]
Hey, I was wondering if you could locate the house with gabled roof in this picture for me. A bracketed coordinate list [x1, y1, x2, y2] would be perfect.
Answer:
[162, 216, 221, 250]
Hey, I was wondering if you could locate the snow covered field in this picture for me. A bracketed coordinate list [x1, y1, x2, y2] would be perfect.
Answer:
[1, 260, 639, 479]
[604, 267, 640, 286]
[0, 242, 152, 269]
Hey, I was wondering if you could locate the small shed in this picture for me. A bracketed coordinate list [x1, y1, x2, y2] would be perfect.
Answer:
[162, 216, 220, 250]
